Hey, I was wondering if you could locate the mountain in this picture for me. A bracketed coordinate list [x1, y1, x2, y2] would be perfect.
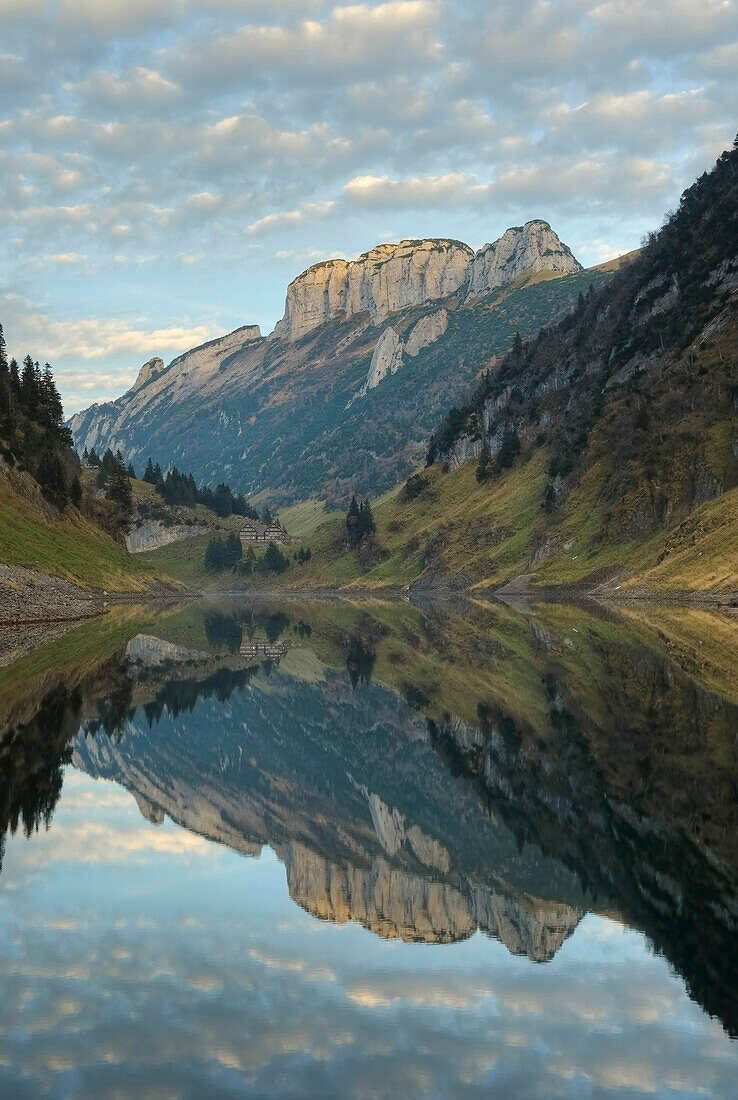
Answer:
[69, 221, 597, 506]
[211, 140, 736, 597]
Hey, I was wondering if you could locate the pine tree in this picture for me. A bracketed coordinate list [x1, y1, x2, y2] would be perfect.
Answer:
[82, 447, 90, 465]
[127, 462, 136, 479]
[263, 541, 288, 573]
[358, 498, 375, 538]
[105, 451, 133, 524]
[512, 331, 523, 359]
[37, 447, 68, 509]
[205, 536, 225, 571]
[40, 364, 63, 429]
[143, 457, 156, 483]
[346, 494, 361, 545]
[476, 443, 493, 482]
[498, 424, 520, 469]
[0, 323, 7, 372]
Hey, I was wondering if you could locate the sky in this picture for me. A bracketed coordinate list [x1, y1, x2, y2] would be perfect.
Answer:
[0, 0, 736, 413]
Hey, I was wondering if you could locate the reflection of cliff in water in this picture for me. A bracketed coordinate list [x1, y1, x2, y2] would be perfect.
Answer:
[72, 659, 587, 961]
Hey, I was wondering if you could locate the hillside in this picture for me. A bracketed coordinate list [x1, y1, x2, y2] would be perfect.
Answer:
[421, 138, 738, 590]
[0, 348, 176, 617]
[0, 459, 163, 621]
[69, 222, 609, 506]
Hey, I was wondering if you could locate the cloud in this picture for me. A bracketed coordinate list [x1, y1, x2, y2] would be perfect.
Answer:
[76, 66, 181, 112]
[171, 2, 443, 89]
[0, 0, 736, 406]
[343, 171, 488, 208]
[246, 200, 334, 235]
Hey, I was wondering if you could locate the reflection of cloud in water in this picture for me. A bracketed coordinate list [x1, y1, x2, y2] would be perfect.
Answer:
[1, 779, 735, 1100]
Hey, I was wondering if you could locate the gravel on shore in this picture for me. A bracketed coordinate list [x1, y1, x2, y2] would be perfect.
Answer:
[0, 563, 106, 627]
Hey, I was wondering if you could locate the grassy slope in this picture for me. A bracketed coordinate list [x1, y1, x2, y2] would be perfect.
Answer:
[142, 447, 737, 597]
[0, 475, 164, 592]
[136, 532, 219, 589]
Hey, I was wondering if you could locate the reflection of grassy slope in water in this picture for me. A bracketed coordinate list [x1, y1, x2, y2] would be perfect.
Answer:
[0, 606, 163, 731]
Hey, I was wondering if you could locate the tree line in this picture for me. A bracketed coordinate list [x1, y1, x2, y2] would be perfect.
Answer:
[0, 324, 79, 510]
[83, 447, 265, 522]
[204, 533, 292, 575]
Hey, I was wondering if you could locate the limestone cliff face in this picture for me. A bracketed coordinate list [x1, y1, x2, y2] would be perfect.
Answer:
[277, 225, 579, 342]
[280, 841, 581, 957]
[351, 307, 451, 404]
[358, 326, 403, 397]
[467, 220, 581, 298]
[125, 521, 209, 553]
[277, 240, 474, 341]
[405, 308, 449, 357]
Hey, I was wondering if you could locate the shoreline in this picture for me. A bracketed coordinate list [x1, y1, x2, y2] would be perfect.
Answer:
[1, 574, 735, 630]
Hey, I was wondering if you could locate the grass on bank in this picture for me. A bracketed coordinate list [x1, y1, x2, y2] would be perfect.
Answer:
[0, 478, 165, 592]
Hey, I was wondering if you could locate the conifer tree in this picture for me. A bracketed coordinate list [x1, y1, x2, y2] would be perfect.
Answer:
[358, 498, 375, 538]
[105, 451, 133, 523]
[498, 424, 520, 469]
[346, 494, 361, 546]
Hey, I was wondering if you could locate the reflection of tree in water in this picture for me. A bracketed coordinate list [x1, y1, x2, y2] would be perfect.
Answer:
[428, 668, 738, 1040]
[210, 608, 291, 649]
[204, 612, 243, 653]
[262, 611, 290, 643]
[345, 637, 376, 689]
[152, 666, 257, 724]
[0, 684, 80, 873]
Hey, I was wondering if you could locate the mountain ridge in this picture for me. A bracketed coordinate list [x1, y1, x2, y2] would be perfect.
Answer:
[69, 220, 597, 505]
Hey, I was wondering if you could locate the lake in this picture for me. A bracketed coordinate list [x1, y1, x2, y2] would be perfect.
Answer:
[0, 597, 737, 1098]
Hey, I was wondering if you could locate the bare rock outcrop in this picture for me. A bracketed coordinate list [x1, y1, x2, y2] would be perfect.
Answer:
[130, 356, 166, 393]
[276, 224, 579, 342]
[362, 326, 404, 394]
[281, 841, 581, 956]
[405, 308, 449, 357]
[467, 220, 581, 298]
[126, 520, 209, 554]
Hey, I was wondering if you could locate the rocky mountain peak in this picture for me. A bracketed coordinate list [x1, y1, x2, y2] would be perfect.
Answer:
[466, 219, 582, 298]
[275, 224, 580, 342]
[130, 356, 166, 394]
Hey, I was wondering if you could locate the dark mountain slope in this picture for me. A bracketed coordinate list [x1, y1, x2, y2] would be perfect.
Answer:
[70, 235, 610, 506]
[429, 139, 738, 544]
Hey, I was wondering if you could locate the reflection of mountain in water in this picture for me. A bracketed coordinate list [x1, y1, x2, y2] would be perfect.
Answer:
[72, 659, 586, 961]
[3, 601, 738, 1037]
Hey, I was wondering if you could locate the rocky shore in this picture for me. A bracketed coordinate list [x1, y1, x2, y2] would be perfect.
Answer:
[0, 563, 105, 627]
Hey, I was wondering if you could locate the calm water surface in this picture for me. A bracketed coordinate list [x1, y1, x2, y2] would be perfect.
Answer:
[0, 597, 737, 1098]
